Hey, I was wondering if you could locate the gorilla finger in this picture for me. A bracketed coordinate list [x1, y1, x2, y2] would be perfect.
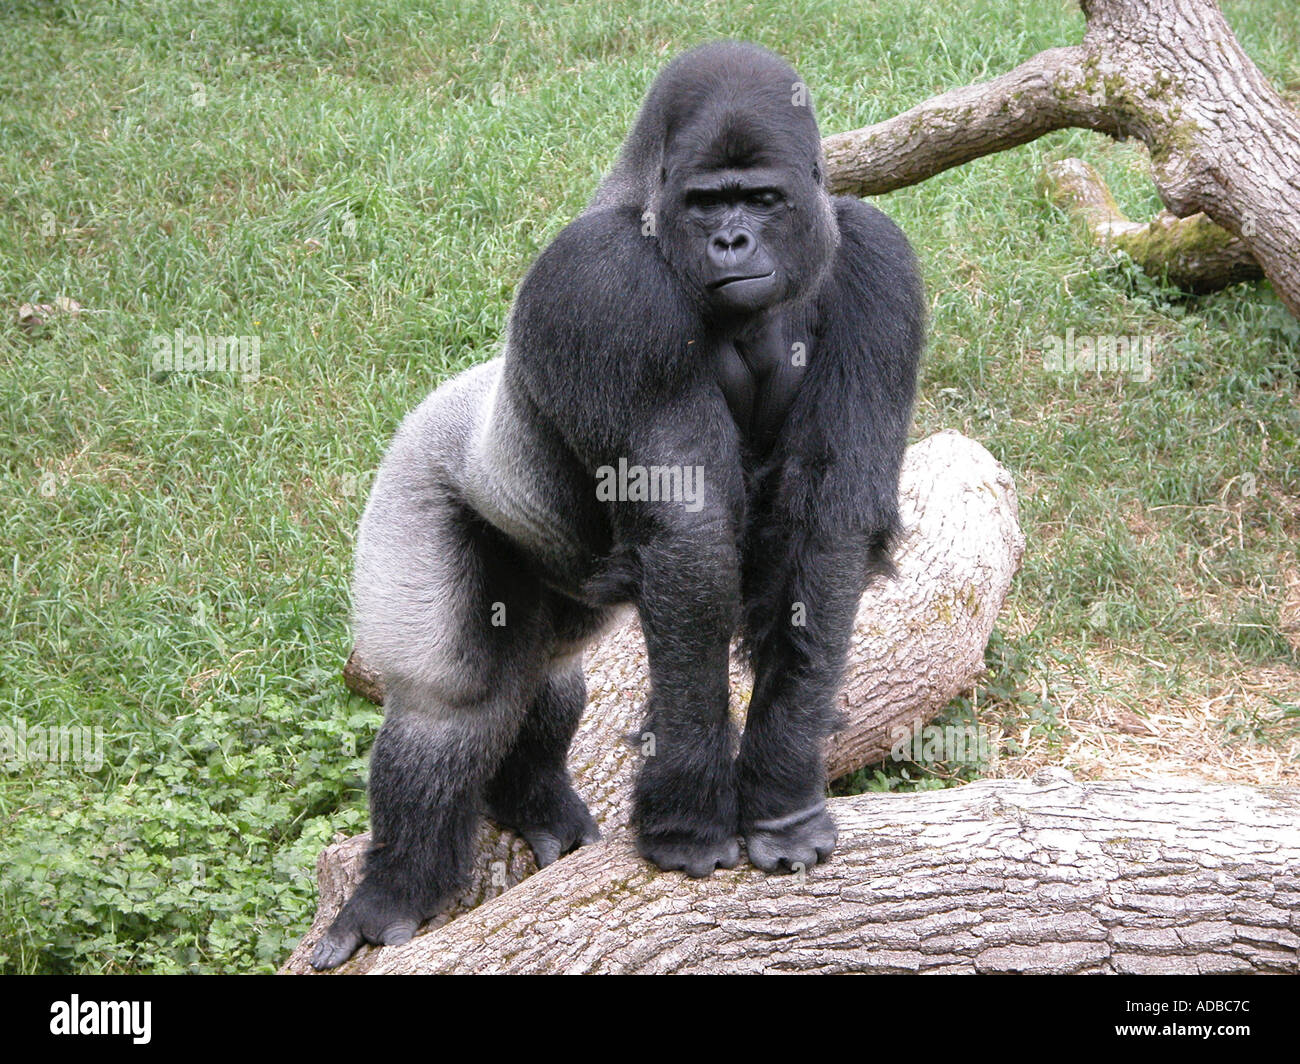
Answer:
[744, 835, 785, 874]
[714, 837, 741, 870]
[676, 838, 740, 877]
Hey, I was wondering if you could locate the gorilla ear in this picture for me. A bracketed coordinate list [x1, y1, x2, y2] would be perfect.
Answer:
[812, 163, 821, 185]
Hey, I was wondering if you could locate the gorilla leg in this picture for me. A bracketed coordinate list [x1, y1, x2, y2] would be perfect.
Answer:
[311, 683, 533, 970]
[311, 504, 550, 970]
[349, 687, 520, 943]
[484, 660, 600, 868]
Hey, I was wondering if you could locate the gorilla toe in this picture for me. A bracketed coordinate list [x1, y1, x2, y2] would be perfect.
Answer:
[520, 820, 600, 868]
[309, 879, 428, 970]
[489, 775, 600, 868]
[310, 927, 362, 972]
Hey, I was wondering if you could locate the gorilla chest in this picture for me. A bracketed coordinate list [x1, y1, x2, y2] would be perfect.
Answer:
[712, 322, 808, 450]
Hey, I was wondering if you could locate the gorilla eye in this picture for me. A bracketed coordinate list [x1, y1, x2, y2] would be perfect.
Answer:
[748, 190, 783, 208]
[685, 190, 725, 209]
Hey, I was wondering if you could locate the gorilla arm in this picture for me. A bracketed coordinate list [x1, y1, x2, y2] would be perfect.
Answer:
[801, 197, 925, 543]
[504, 206, 754, 875]
[734, 196, 925, 864]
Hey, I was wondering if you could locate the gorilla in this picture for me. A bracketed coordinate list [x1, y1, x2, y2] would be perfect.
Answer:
[312, 40, 923, 970]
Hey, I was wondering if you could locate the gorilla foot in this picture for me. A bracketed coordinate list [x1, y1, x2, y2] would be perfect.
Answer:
[488, 776, 600, 868]
[743, 803, 837, 873]
[309, 877, 431, 971]
[637, 830, 741, 878]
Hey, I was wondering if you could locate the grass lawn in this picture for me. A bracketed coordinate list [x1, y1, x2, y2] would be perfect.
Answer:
[1, 0, 1296, 973]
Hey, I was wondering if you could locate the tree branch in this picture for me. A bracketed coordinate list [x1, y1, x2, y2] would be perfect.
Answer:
[823, 0, 1300, 314]
[1041, 157, 1264, 292]
[823, 47, 1104, 197]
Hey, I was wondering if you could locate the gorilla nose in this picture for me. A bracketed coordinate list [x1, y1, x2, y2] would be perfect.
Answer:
[708, 227, 756, 269]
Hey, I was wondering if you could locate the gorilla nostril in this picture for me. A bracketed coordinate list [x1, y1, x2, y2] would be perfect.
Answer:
[710, 228, 756, 264]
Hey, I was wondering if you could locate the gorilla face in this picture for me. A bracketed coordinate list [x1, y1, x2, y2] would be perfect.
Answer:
[646, 56, 840, 318]
[676, 165, 790, 312]
[659, 142, 839, 318]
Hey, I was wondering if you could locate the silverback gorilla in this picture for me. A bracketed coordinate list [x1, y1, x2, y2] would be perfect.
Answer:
[312, 41, 924, 969]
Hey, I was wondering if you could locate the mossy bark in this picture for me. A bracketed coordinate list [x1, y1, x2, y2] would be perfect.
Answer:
[1042, 157, 1264, 292]
[822, 0, 1300, 314]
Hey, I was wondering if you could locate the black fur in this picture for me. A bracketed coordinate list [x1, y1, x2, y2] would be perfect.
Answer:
[311, 41, 923, 970]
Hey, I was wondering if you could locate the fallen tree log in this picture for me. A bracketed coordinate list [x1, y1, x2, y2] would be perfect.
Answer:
[325, 772, 1300, 975]
[281, 430, 1025, 973]
[821, 0, 1300, 314]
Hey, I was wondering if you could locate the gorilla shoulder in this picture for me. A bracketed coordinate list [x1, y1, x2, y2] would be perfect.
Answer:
[503, 205, 699, 454]
[826, 195, 925, 343]
[831, 197, 921, 280]
[509, 206, 692, 361]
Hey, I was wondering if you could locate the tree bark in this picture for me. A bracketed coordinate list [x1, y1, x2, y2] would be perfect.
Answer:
[822, 0, 1300, 315]
[281, 431, 1026, 973]
[314, 772, 1300, 974]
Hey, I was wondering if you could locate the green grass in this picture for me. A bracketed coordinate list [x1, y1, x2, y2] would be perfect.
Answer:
[1, 0, 1297, 972]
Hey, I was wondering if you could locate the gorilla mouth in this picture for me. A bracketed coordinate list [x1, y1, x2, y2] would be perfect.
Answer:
[710, 271, 776, 290]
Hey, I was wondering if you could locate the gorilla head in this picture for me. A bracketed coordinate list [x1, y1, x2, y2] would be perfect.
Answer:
[598, 42, 840, 317]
